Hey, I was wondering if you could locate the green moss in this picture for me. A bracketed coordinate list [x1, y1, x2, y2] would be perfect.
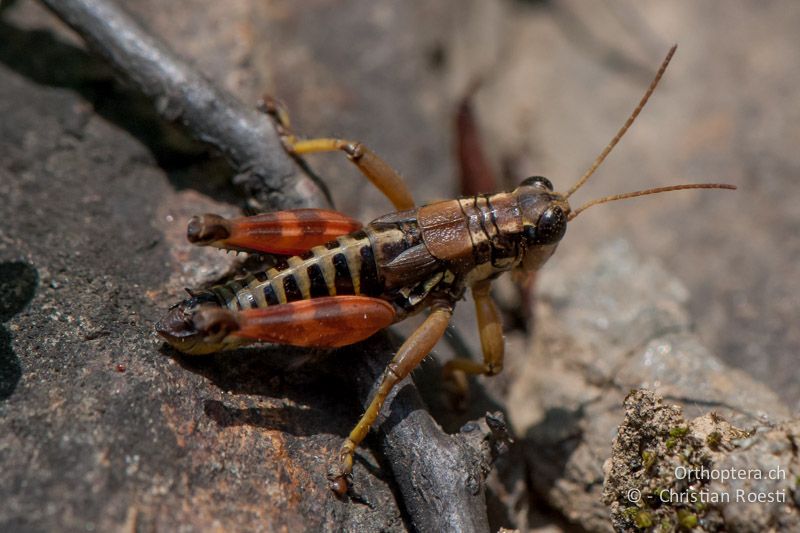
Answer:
[642, 450, 657, 471]
[622, 507, 640, 521]
[634, 510, 654, 528]
[706, 431, 722, 449]
[669, 426, 689, 438]
[665, 436, 678, 450]
[677, 509, 698, 528]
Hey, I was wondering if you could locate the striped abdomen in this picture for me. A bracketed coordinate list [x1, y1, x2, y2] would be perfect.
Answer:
[209, 230, 381, 311]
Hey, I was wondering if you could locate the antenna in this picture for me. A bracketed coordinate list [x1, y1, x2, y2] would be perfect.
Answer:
[564, 45, 677, 199]
[567, 183, 736, 221]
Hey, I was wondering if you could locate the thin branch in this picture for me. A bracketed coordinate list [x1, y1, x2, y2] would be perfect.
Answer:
[38, 0, 326, 211]
[345, 335, 502, 531]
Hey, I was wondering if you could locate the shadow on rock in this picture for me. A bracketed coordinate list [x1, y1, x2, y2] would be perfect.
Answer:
[165, 343, 334, 396]
[161, 340, 369, 435]
[0, 15, 240, 202]
[523, 404, 585, 491]
[0, 261, 38, 400]
[203, 398, 347, 437]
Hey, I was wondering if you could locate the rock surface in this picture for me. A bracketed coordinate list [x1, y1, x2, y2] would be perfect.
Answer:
[2, 0, 798, 531]
[505, 242, 793, 531]
[604, 390, 799, 532]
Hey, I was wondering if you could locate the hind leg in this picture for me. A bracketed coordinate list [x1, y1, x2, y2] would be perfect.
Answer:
[185, 209, 362, 255]
[329, 300, 453, 495]
[157, 295, 397, 354]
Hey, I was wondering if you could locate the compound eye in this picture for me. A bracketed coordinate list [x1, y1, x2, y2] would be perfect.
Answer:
[533, 206, 567, 245]
[522, 225, 537, 242]
[520, 175, 554, 191]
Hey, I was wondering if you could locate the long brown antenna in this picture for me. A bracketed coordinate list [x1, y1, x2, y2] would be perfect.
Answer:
[567, 183, 736, 221]
[564, 45, 677, 199]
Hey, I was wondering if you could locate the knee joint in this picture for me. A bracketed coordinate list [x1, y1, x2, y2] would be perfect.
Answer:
[485, 363, 502, 376]
[343, 142, 364, 160]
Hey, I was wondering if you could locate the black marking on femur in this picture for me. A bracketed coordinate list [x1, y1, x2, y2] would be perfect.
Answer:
[298, 249, 316, 260]
[520, 176, 553, 191]
[324, 240, 341, 250]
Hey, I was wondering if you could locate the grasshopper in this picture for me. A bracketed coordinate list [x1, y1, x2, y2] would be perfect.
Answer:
[157, 45, 734, 494]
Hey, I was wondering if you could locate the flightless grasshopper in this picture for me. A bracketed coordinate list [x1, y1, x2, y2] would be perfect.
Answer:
[157, 46, 734, 495]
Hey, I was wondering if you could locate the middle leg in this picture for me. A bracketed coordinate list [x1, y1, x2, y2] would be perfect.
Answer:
[442, 280, 505, 401]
